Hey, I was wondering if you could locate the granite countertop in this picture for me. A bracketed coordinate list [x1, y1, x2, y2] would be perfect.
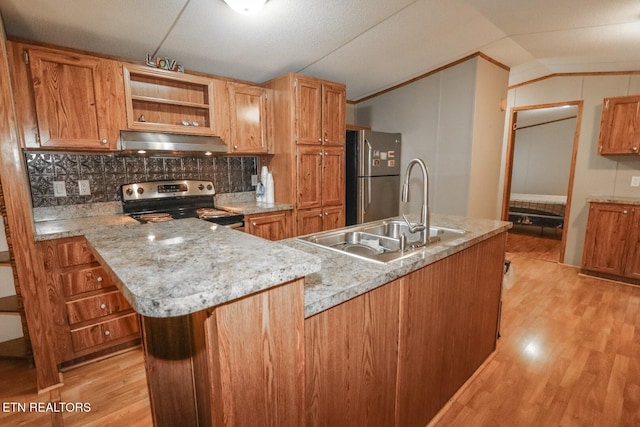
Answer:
[587, 196, 640, 205]
[281, 214, 512, 317]
[33, 196, 292, 241]
[84, 218, 321, 318]
[83, 211, 510, 320]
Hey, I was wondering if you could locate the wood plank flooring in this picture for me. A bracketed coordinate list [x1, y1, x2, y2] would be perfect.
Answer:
[506, 226, 562, 263]
[2, 252, 640, 426]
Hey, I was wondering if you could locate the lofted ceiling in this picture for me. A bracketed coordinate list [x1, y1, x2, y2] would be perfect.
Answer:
[0, 0, 639, 101]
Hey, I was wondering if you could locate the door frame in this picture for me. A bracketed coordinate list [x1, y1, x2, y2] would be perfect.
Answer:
[501, 100, 583, 263]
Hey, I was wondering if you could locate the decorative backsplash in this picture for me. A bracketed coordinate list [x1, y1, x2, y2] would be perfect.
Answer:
[25, 152, 257, 208]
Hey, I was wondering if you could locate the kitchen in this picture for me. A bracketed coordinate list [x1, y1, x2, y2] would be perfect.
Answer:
[1, 1, 640, 426]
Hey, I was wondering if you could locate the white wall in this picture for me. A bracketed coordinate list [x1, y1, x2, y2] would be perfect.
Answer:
[503, 74, 640, 266]
[353, 56, 508, 219]
[511, 118, 576, 195]
[468, 58, 510, 219]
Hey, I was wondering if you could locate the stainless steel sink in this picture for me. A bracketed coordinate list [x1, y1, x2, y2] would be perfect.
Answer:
[296, 218, 465, 264]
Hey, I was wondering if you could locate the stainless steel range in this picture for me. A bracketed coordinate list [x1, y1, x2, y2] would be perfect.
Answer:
[121, 179, 244, 229]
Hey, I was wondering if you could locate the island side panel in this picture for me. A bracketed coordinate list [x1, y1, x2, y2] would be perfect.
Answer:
[141, 278, 305, 427]
[305, 279, 401, 427]
[204, 278, 305, 427]
[396, 232, 506, 427]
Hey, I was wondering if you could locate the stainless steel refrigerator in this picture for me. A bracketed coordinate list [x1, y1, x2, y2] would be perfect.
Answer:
[346, 129, 402, 225]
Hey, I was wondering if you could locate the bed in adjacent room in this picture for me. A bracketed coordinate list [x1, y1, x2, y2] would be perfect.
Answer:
[508, 193, 567, 230]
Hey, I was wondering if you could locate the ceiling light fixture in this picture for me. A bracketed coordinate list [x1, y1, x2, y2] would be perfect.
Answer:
[224, 0, 267, 14]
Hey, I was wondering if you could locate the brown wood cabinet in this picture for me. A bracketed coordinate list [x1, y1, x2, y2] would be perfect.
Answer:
[8, 43, 125, 150]
[227, 82, 272, 154]
[142, 278, 305, 427]
[396, 233, 505, 426]
[244, 210, 291, 240]
[295, 75, 346, 146]
[38, 236, 140, 365]
[304, 232, 506, 427]
[123, 64, 229, 138]
[297, 205, 345, 236]
[582, 202, 640, 280]
[305, 279, 400, 427]
[263, 73, 346, 236]
[597, 95, 640, 155]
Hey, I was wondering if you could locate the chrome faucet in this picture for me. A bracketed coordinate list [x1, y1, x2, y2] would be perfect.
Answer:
[401, 158, 430, 247]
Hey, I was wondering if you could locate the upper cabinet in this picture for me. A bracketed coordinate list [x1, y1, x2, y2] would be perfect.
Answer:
[597, 95, 640, 155]
[9, 44, 125, 150]
[295, 76, 345, 146]
[122, 64, 228, 137]
[227, 82, 272, 154]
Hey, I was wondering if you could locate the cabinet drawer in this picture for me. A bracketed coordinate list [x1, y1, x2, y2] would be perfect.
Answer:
[61, 266, 112, 296]
[66, 290, 132, 325]
[56, 239, 96, 268]
[70, 313, 139, 352]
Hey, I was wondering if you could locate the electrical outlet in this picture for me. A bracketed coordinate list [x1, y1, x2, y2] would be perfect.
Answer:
[251, 174, 258, 186]
[631, 176, 640, 187]
[78, 180, 91, 195]
[53, 181, 67, 197]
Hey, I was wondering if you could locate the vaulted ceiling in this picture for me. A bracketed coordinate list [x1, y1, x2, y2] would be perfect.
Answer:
[1, 0, 639, 101]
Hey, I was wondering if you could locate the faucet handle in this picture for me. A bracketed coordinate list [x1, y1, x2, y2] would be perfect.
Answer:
[401, 214, 425, 233]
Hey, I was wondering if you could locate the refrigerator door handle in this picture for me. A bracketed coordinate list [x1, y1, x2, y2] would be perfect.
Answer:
[366, 139, 373, 175]
[365, 139, 373, 214]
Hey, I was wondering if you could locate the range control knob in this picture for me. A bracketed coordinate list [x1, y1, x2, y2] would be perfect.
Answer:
[198, 184, 205, 190]
[137, 187, 144, 195]
[206, 184, 213, 190]
[125, 188, 134, 196]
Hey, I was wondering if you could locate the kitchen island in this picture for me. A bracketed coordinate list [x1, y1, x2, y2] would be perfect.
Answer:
[83, 214, 511, 427]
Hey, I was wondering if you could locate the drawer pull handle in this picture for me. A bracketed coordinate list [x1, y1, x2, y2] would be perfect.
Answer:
[104, 329, 110, 336]
[623, 210, 628, 214]
[96, 276, 103, 282]
[100, 303, 106, 310]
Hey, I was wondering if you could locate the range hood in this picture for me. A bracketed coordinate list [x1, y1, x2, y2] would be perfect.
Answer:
[120, 130, 228, 155]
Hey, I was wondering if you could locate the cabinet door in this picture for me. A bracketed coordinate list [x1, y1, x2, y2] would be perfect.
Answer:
[246, 211, 290, 240]
[305, 279, 400, 427]
[297, 207, 324, 236]
[623, 207, 640, 279]
[28, 49, 119, 150]
[582, 203, 629, 275]
[296, 145, 323, 209]
[228, 83, 270, 154]
[295, 76, 322, 145]
[322, 146, 345, 207]
[322, 205, 345, 231]
[598, 95, 640, 155]
[322, 82, 346, 146]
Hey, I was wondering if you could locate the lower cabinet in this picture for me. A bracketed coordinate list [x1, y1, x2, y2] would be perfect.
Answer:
[38, 236, 140, 365]
[244, 210, 291, 240]
[304, 232, 506, 427]
[297, 205, 345, 236]
[305, 280, 400, 427]
[582, 202, 640, 280]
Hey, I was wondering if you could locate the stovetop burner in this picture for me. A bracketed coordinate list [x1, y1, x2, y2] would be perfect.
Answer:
[121, 180, 244, 226]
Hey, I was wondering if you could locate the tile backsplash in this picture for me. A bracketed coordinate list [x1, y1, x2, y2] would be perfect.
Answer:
[25, 152, 257, 208]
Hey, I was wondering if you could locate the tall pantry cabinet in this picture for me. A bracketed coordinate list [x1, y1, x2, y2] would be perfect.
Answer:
[263, 74, 346, 236]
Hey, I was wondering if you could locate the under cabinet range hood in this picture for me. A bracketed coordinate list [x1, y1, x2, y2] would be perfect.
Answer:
[119, 130, 228, 155]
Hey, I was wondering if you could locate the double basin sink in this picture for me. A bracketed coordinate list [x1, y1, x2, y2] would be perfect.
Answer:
[297, 218, 465, 264]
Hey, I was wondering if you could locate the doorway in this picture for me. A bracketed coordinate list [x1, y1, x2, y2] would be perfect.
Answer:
[501, 101, 583, 263]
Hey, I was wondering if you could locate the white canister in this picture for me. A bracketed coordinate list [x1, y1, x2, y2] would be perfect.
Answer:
[266, 172, 275, 204]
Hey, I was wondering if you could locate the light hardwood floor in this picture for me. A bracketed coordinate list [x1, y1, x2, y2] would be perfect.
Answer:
[2, 252, 640, 426]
